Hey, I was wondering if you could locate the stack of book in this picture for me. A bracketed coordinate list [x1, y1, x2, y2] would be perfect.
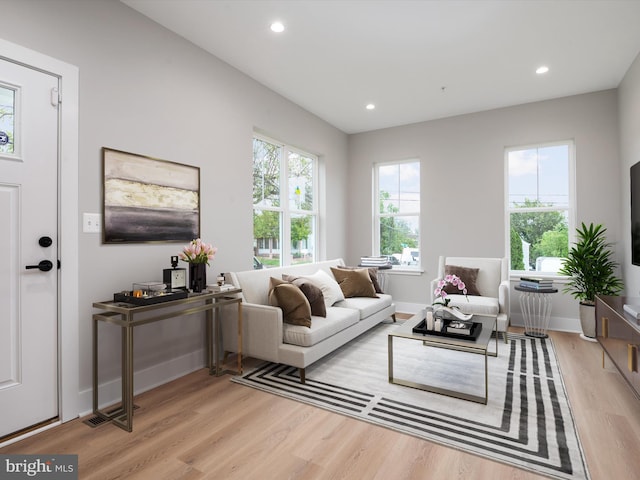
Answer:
[519, 276, 553, 289]
[360, 256, 391, 268]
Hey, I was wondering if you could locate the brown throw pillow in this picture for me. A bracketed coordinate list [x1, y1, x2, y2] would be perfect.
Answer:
[443, 265, 481, 296]
[268, 277, 312, 327]
[336, 265, 383, 293]
[330, 267, 377, 298]
[282, 275, 327, 317]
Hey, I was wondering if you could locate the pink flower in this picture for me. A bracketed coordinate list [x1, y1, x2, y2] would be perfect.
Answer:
[433, 274, 469, 307]
[179, 238, 217, 265]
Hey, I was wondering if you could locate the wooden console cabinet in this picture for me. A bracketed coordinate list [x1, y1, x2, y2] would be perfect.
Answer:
[595, 295, 640, 399]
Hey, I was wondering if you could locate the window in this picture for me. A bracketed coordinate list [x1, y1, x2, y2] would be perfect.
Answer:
[0, 83, 17, 156]
[253, 135, 317, 268]
[374, 160, 420, 269]
[506, 141, 574, 274]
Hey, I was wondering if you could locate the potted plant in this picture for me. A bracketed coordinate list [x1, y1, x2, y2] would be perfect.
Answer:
[559, 222, 623, 340]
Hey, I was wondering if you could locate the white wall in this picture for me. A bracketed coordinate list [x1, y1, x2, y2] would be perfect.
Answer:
[2, 0, 348, 413]
[619, 51, 640, 297]
[348, 90, 622, 331]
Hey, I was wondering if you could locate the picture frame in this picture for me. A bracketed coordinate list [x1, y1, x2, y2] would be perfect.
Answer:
[102, 147, 200, 243]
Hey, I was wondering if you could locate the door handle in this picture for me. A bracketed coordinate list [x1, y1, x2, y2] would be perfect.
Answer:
[25, 260, 53, 272]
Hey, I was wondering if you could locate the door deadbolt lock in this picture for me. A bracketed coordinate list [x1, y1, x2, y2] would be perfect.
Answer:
[39, 236, 53, 247]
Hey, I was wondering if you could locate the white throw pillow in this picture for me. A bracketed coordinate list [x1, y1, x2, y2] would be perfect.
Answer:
[300, 269, 345, 309]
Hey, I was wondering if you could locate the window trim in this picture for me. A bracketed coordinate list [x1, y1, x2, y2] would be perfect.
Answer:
[504, 140, 576, 276]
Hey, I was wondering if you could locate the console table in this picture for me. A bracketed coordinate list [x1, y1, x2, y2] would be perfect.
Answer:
[92, 288, 242, 432]
[515, 285, 558, 338]
[595, 295, 640, 399]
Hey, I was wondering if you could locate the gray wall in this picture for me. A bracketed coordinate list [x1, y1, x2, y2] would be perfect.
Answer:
[619, 51, 640, 297]
[348, 90, 622, 329]
[2, 0, 348, 409]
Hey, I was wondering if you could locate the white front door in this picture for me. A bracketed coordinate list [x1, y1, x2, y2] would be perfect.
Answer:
[0, 58, 59, 438]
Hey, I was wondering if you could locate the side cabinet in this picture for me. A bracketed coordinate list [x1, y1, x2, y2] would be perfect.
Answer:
[595, 295, 640, 398]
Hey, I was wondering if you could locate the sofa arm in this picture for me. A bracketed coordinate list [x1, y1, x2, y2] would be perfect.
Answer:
[221, 302, 283, 363]
[498, 280, 510, 320]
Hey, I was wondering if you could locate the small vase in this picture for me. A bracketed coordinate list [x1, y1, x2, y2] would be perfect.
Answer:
[189, 263, 207, 293]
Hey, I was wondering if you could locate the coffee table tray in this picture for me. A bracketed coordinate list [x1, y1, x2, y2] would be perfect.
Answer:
[412, 319, 483, 341]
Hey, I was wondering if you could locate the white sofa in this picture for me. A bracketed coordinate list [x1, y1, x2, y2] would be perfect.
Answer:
[221, 259, 395, 381]
[430, 256, 510, 341]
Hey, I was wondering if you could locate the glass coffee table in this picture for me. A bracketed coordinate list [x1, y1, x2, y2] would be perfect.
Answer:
[388, 311, 497, 404]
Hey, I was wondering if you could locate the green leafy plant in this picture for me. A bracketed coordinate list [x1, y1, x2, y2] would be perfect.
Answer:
[559, 222, 623, 304]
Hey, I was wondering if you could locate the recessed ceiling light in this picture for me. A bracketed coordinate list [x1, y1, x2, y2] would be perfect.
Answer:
[270, 22, 285, 33]
[536, 66, 549, 75]
[366, 104, 375, 110]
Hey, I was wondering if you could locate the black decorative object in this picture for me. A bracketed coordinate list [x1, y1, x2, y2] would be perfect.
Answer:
[163, 255, 187, 290]
[412, 319, 482, 340]
[189, 263, 207, 293]
[113, 290, 188, 305]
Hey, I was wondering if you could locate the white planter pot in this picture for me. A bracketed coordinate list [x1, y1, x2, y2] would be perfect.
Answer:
[579, 302, 598, 342]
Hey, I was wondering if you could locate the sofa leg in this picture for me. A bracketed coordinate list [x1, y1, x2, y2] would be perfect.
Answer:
[391, 313, 397, 323]
[299, 368, 306, 383]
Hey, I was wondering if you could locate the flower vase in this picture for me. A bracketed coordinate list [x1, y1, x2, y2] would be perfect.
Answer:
[189, 263, 207, 293]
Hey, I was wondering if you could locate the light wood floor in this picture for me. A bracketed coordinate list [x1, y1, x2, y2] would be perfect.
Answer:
[2, 321, 640, 479]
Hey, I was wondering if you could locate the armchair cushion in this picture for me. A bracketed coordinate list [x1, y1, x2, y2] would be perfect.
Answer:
[443, 265, 481, 296]
[445, 294, 499, 317]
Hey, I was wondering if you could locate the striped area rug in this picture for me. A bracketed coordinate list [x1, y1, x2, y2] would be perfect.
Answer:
[232, 321, 589, 479]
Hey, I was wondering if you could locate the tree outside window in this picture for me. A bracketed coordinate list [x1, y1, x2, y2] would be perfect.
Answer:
[507, 143, 574, 273]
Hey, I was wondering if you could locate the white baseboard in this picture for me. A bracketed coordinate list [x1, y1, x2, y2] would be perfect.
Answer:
[509, 313, 581, 333]
[78, 349, 206, 417]
[394, 301, 425, 315]
[396, 302, 581, 334]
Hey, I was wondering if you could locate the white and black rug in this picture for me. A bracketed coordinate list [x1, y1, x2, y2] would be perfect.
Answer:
[232, 321, 590, 480]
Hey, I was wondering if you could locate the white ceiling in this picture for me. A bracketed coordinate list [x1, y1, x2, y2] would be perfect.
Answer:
[122, 0, 640, 134]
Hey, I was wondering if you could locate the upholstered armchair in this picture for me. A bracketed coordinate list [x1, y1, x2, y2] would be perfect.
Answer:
[430, 256, 510, 342]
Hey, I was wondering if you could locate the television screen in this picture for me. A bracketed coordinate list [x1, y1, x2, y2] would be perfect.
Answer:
[631, 161, 640, 265]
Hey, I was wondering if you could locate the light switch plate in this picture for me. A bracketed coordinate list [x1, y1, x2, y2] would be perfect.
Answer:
[83, 213, 102, 233]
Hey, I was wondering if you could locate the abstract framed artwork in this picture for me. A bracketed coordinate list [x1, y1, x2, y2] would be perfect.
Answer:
[102, 147, 200, 243]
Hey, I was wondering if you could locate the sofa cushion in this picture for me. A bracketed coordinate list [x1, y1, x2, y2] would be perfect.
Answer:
[281, 275, 326, 317]
[297, 269, 345, 308]
[446, 294, 499, 316]
[330, 267, 377, 298]
[268, 278, 312, 327]
[443, 265, 481, 296]
[283, 306, 359, 347]
[335, 294, 393, 320]
[335, 265, 383, 293]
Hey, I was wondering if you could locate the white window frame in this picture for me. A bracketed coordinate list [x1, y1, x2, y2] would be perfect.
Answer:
[373, 159, 421, 271]
[253, 133, 319, 267]
[505, 140, 576, 277]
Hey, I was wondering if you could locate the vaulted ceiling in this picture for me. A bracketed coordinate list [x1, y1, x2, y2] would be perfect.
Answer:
[122, 0, 640, 134]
